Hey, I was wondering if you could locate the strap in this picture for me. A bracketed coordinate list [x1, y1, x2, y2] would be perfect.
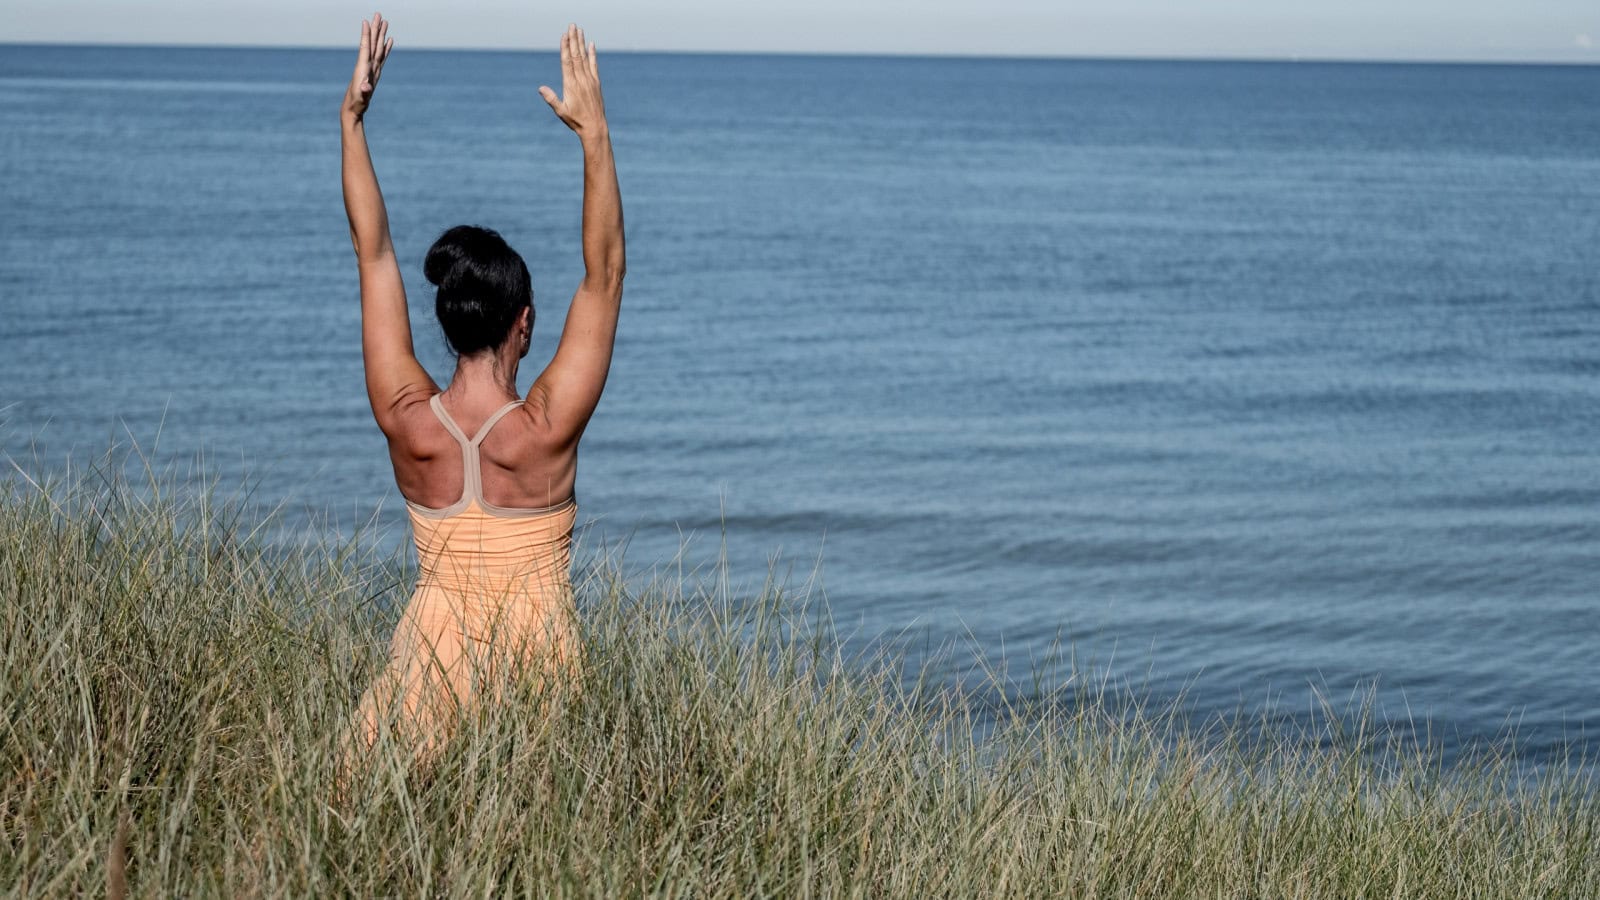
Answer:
[427, 395, 525, 509]
[429, 396, 523, 445]
[470, 400, 525, 445]
[428, 394, 472, 447]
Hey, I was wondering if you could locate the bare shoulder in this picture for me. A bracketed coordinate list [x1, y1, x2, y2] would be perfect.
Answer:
[478, 393, 578, 484]
[378, 387, 446, 458]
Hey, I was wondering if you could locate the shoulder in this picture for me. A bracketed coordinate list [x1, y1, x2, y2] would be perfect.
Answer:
[375, 386, 443, 453]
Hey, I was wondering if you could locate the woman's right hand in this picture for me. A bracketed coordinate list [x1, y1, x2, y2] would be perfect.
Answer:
[539, 25, 608, 138]
[342, 13, 392, 123]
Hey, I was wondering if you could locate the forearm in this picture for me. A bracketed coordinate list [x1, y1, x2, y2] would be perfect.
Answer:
[579, 129, 625, 288]
[341, 116, 394, 262]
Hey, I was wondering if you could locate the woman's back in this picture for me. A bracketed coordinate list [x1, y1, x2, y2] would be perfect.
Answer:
[388, 390, 577, 514]
[369, 392, 587, 752]
[406, 394, 579, 659]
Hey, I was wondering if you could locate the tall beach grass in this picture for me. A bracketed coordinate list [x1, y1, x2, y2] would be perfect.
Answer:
[2, 456, 1597, 897]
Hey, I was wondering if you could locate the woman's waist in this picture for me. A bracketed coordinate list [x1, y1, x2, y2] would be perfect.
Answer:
[408, 512, 574, 557]
[410, 538, 572, 575]
[414, 557, 573, 595]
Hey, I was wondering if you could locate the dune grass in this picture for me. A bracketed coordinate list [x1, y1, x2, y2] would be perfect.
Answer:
[1, 459, 1597, 898]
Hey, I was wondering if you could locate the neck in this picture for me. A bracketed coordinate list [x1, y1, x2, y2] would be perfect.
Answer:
[451, 344, 520, 400]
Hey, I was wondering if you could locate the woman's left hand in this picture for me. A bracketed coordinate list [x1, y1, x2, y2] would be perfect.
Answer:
[342, 13, 392, 123]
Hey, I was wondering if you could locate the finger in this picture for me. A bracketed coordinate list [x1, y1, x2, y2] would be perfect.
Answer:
[538, 85, 560, 109]
[562, 25, 575, 77]
[588, 41, 599, 79]
[353, 20, 369, 80]
[576, 27, 586, 63]
[376, 25, 391, 68]
[374, 37, 392, 83]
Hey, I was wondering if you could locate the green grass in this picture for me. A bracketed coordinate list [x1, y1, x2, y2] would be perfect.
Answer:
[2, 459, 1597, 898]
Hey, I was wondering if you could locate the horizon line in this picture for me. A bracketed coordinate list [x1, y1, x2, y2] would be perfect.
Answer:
[3, 39, 1597, 69]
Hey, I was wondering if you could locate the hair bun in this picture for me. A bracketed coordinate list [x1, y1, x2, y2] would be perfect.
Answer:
[424, 235, 469, 287]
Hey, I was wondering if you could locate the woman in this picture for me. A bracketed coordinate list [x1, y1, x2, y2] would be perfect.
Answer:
[341, 15, 624, 747]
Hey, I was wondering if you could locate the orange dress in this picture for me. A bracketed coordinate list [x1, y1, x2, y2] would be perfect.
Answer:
[356, 395, 579, 748]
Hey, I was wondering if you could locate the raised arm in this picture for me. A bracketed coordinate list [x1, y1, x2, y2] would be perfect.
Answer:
[341, 13, 434, 435]
[529, 25, 626, 445]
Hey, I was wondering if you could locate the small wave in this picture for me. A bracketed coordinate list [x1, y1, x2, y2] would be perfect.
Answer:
[1405, 485, 1600, 512]
[624, 507, 919, 538]
[998, 533, 1234, 568]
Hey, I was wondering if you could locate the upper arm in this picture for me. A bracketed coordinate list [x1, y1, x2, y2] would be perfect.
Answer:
[359, 252, 437, 435]
[527, 275, 624, 445]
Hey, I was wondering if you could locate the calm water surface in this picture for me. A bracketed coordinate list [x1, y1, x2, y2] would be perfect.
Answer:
[3, 46, 1598, 764]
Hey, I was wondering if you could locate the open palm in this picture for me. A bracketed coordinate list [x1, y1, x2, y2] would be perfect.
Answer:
[342, 13, 393, 122]
[539, 24, 607, 136]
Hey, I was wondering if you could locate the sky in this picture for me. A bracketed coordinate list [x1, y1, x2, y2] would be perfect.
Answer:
[3, 0, 1597, 63]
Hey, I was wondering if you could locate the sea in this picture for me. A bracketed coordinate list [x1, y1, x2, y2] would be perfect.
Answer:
[3, 45, 1597, 767]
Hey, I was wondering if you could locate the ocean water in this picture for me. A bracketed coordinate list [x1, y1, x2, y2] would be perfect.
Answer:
[3, 45, 1598, 765]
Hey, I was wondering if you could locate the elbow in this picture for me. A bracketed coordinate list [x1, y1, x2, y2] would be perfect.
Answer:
[347, 223, 369, 259]
[588, 260, 626, 294]
[351, 236, 394, 266]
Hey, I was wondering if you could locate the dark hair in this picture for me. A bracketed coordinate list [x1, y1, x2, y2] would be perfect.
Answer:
[424, 225, 533, 356]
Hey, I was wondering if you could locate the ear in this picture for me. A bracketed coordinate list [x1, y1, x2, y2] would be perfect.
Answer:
[517, 306, 533, 358]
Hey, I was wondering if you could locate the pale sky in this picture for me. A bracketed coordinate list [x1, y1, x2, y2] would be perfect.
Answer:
[3, 0, 1597, 63]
